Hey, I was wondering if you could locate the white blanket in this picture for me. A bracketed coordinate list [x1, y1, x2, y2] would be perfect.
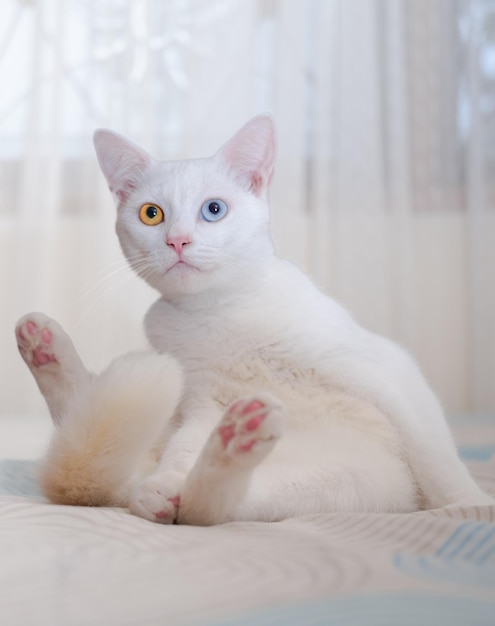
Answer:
[1, 414, 494, 626]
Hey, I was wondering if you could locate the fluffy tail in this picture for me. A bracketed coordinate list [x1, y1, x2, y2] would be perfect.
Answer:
[39, 352, 183, 507]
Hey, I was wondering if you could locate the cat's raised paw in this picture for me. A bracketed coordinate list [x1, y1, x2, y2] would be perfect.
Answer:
[16, 313, 60, 368]
[214, 394, 285, 466]
[15, 312, 92, 424]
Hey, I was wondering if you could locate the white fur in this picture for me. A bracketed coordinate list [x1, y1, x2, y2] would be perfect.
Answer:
[17, 115, 492, 526]
[39, 352, 183, 507]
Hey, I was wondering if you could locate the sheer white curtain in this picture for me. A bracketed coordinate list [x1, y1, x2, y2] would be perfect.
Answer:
[1, 0, 494, 415]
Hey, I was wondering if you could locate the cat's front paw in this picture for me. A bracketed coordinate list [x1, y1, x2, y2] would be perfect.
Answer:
[213, 393, 285, 467]
[129, 473, 184, 524]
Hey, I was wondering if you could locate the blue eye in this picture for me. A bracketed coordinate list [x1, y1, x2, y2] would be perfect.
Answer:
[200, 199, 228, 222]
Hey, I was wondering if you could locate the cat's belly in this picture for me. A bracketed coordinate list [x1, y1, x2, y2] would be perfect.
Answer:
[184, 349, 324, 409]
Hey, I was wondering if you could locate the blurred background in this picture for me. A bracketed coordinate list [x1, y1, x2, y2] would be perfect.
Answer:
[0, 0, 494, 418]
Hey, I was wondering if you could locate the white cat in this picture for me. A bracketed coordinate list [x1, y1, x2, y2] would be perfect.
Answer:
[16, 115, 492, 525]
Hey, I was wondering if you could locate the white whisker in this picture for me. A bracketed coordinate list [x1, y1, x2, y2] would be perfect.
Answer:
[72, 253, 156, 331]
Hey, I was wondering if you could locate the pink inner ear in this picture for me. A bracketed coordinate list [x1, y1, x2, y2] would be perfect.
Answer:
[217, 115, 276, 196]
[114, 181, 136, 203]
[249, 171, 265, 196]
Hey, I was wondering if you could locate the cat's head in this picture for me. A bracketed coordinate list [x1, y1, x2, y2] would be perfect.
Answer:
[93, 115, 276, 299]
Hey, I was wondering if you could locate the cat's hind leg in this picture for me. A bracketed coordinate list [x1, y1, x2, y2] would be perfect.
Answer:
[39, 352, 183, 507]
[15, 312, 92, 424]
[178, 393, 285, 526]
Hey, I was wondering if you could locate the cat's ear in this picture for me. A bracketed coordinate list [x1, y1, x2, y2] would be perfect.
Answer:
[216, 115, 276, 196]
[93, 130, 152, 205]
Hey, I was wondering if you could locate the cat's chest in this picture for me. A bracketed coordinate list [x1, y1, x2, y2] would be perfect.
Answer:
[145, 297, 340, 394]
[146, 303, 267, 366]
[144, 292, 360, 387]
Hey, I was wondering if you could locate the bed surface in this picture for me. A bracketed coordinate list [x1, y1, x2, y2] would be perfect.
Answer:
[1, 414, 494, 626]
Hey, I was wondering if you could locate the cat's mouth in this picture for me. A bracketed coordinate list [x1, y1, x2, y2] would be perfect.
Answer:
[167, 259, 200, 273]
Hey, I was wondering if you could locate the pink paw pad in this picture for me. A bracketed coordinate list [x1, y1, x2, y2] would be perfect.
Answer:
[153, 496, 180, 521]
[217, 398, 272, 453]
[209, 395, 284, 469]
[245, 414, 265, 431]
[218, 424, 236, 446]
[33, 347, 56, 367]
[41, 328, 53, 344]
[241, 400, 265, 416]
[17, 318, 57, 368]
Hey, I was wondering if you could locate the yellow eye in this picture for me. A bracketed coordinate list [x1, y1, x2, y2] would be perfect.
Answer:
[139, 203, 164, 226]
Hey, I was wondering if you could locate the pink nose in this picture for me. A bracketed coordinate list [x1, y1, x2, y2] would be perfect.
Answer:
[166, 236, 191, 254]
